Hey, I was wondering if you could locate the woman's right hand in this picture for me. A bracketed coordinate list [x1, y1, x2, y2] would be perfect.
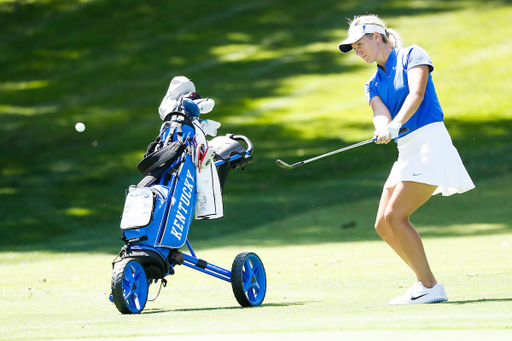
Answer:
[374, 121, 402, 144]
[374, 129, 392, 144]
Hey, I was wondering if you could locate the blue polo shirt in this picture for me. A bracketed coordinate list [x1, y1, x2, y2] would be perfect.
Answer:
[365, 45, 444, 138]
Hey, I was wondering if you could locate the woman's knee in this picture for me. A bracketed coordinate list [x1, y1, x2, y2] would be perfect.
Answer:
[384, 208, 409, 229]
[375, 217, 389, 238]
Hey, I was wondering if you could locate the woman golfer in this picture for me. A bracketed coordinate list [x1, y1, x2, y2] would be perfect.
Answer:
[338, 14, 474, 305]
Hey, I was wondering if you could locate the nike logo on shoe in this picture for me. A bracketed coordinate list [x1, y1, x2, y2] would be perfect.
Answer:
[413, 173, 422, 176]
[389, 282, 448, 305]
[411, 293, 428, 300]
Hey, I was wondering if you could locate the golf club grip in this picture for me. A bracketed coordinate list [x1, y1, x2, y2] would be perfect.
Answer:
[399, 127, 409, 134]
[371, 127, 409, 142]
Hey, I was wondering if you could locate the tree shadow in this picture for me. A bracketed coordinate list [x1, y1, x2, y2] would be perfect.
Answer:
[1, 0, 512, 252]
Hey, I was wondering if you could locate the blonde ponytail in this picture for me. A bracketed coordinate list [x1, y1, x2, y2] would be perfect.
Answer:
[385, 28, 403, 49]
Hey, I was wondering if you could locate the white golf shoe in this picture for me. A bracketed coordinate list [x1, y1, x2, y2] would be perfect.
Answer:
[389, 281, 448, 305]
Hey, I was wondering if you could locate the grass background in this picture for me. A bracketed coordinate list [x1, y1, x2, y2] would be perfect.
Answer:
[1, 0, 511, 339]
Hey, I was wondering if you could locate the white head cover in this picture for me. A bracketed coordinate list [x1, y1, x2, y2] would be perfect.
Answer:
[194, 98, 215, 115]
[338, 24, 387, 54]
[158, 76, 196, 120]
[158, 76, 216, 120]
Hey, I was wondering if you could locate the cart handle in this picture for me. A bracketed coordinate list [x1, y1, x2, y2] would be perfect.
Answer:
[213, 134, 254, 167]
[226, 134, 254, 155]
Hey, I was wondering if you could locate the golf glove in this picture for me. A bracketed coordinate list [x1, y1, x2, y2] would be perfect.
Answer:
[385, 121, 402, 139]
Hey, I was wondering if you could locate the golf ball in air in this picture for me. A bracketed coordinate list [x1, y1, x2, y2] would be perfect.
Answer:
[75, 122, 85, 132]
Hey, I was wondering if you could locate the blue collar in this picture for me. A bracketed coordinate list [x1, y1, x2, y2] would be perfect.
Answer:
[378, 48, 398, 75]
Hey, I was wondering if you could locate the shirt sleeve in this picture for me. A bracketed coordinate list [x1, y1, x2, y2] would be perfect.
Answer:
[406, 45, 434, 73]
[365, 72, 378, 105]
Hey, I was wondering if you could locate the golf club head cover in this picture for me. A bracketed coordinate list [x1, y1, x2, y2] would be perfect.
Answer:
[200, 119, 221, 136]
[158, 76, 196, 120]
[181, 98, 200, 118]
[199, 147, 216, 169]
[195, 98, 215, 114]
[193, 145, 216, 170]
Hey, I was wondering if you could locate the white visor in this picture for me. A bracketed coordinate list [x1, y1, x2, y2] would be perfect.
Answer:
[338, 24, 387, 53]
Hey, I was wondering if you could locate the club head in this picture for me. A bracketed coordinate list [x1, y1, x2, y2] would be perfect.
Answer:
[276, 159, 293, 169]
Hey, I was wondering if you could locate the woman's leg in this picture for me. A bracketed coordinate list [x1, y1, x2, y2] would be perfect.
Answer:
[376, 181, 438, 287]
[375, 187, 413, 269]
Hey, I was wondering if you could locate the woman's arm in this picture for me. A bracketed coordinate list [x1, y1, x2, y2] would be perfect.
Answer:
[371, 64, 429, 144]
[392, 64, 429, 126]
[370, 96, 392, 144]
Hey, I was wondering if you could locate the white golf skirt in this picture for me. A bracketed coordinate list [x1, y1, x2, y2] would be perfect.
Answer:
[384, 122, 475, 196]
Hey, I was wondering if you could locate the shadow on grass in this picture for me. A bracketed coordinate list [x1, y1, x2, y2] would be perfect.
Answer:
[445, 298, 512, 305]
[1, 0, 512, 253]
[1, 119, 511, 254]
[141, 301, 312, 314]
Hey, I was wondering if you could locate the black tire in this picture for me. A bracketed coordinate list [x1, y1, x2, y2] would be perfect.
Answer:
[111, 258, 149, 314]
[231, 252, 267, 307]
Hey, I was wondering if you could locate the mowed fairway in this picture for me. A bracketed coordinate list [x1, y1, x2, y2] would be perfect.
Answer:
[1, 232, 512, 340]
[1, 0, 512, 340]
[1, 173, 511, 340]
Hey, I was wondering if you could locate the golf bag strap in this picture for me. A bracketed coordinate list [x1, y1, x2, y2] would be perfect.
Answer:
[140, 125, 177, 162]
[164, 111, 194, 129]
[141, 115, 189, 161]
[137, 158, 185, 188]
[137, 138, 186, 176]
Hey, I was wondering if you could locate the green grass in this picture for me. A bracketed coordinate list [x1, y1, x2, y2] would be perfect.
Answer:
[1, 0, 512, 339]
[1, 175, 511, 340]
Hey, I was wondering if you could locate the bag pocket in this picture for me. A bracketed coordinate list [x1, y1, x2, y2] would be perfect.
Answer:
[120, 187, 155, 230]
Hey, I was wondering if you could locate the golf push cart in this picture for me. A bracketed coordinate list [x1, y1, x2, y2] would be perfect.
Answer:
[109, 77, 267, 314]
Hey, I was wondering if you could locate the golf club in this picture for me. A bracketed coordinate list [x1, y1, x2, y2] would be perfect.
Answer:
[276, 127, 409, 169]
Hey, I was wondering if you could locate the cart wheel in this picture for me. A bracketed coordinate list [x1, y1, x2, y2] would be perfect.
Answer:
[231, 252, 267, 307]
[111, 258, 149, 314]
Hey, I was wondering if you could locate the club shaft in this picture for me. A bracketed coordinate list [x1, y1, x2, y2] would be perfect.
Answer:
[299, 138, 374, 165]
[276, 127, 408, 169]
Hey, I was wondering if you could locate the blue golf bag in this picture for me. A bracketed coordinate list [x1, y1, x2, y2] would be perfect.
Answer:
[110, 77, 266, 314]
